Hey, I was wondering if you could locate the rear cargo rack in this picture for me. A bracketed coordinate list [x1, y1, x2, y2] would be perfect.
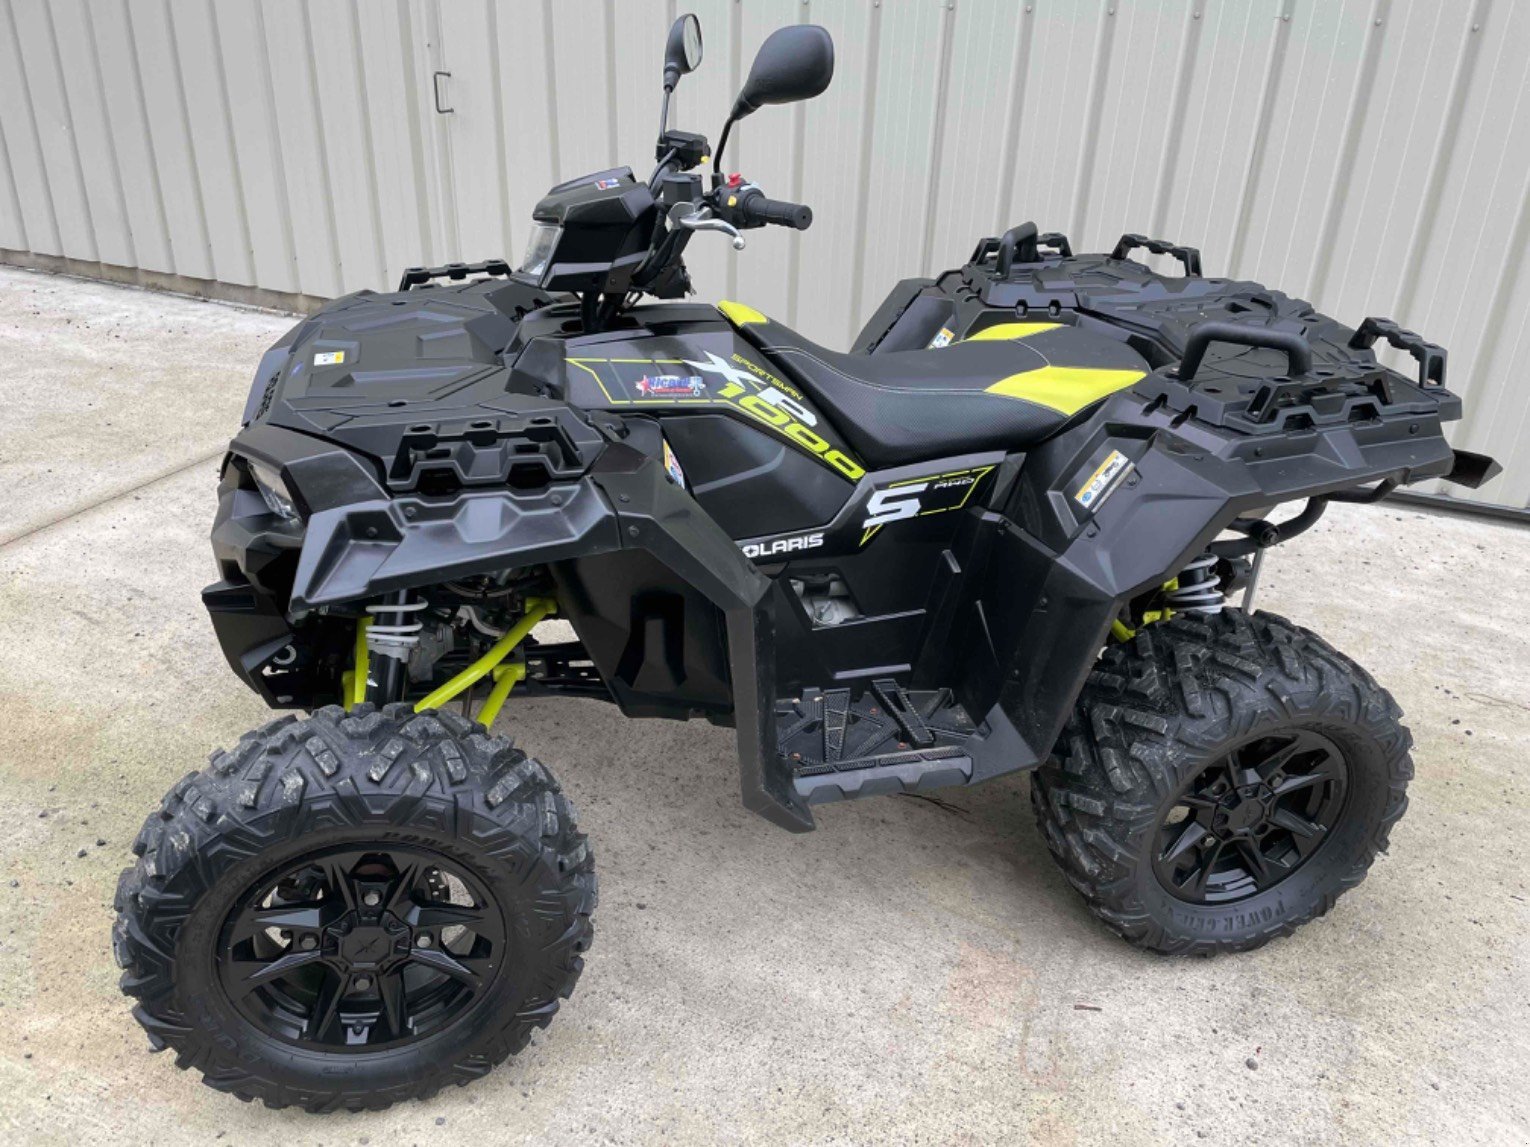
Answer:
[1348, 316, 1448, 391]
[1109, 233, 1202, 277]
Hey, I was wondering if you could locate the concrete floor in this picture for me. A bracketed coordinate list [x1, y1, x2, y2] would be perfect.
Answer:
[0, 266, 1526, 1145]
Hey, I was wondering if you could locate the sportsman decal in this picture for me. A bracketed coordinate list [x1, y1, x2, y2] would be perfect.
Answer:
[684, 352, 818, 426]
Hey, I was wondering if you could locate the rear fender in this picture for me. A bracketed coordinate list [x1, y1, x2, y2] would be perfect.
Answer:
[953, 389, 1457, 774]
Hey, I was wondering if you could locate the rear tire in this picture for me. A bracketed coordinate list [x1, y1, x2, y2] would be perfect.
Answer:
[113, 703, 596, 1111]
[1031, 610, 1412, 955]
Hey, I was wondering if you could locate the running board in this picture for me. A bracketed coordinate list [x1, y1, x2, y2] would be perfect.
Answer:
[776, 680, 978, 805]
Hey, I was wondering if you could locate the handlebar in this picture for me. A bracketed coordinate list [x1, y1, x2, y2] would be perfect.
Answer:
[734, 188, 813, 230]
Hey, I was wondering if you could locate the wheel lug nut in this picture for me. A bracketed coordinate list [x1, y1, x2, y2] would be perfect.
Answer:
[416, 933, 433, 948]
[363, 890, 382, 907]
[298, 933, 318, 951]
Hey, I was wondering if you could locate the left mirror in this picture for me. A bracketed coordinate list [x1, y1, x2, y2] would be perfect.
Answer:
[664, 14, 703, 89]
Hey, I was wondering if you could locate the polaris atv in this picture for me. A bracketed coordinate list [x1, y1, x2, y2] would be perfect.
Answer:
[113, 16, 1499, 1112]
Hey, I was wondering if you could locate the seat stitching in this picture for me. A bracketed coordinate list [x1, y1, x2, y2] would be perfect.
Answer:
[764, 347, 1053, 404]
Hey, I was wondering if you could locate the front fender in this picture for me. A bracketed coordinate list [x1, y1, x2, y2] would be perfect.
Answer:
[289, 482, 616, 611]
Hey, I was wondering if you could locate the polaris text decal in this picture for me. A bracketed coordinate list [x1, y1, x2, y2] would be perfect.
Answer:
[740, 532, 825, 560]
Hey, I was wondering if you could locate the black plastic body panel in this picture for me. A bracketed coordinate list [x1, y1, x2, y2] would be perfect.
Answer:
[207, 232, 1487, 832]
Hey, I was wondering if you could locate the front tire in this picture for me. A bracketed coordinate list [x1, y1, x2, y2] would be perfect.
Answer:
[113, 703, 596, 1111]
[1031, 611, 1412, 955]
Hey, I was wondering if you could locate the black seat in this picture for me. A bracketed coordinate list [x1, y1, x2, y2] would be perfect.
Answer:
[739, 315, 1150, 468]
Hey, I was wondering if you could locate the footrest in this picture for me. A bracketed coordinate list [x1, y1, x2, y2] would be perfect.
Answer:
[776, 684, 978, 805]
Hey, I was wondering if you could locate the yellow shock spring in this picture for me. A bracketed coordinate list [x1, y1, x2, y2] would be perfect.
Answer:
[1110, 577, 1182, 643]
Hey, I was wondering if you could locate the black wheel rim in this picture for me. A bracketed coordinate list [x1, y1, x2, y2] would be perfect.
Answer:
[1152, 729, 1350, 905]
[216, 845, 509, 1052]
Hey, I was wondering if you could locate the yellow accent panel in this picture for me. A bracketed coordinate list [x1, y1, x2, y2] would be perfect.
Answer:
[964, 322, 1062, 341]
[717, 300, 768, 326]
[985, 366, 1144, 415]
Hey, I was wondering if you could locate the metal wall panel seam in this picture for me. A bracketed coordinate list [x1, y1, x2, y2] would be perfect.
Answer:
[297, 0, 346, 286]
[993, 3, 1035, 235]
[393, 0, 434, 269]
[250, 0, 301, 294]
[1147, 1, 1204, 238]
[82, 0, 138, 268]
[0, 104, 27, 252]
[1446, 50, 1530, 446]
[1067, 0, 1117, 249]
[1306, 0, 1390, 304]
[724, 0, 741, 301]
[843, 0, 882, 341]
[540, 0, 562, 184]
[1456, 175, 1530, 456]
[915, 0, 956, 278]
[1226, 0, 1295, 278]
[602, 0, 619, 167]
[346, 0, 390, 288]
[414, 0, 454, 264]
[1, 0, 63, 255]
[117, 0, 172, 274]
[205, 0, 256, 285]
[159, 0, 217, 279]
[1392, 0, 1490, 326]
[483, 0, 514, 261]
[40, 0, 102, 263]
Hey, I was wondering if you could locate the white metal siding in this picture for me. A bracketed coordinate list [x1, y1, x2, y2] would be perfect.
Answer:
[1, 0, 1525, 505]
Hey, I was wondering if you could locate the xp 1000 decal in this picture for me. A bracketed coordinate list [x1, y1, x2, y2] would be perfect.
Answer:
[567, 350, 865, 480]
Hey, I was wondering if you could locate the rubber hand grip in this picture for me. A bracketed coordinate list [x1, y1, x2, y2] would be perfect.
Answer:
[737, 191, 813, 230]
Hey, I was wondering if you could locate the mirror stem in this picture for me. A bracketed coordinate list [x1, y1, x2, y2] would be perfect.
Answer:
[711, 116, 735, 189]
[657, 87, 673, 143]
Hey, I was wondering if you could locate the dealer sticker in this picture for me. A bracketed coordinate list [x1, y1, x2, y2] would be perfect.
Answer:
[927, 327, 955, 348]
[662, 439, 687, 488]
[1074, 449, 1133, 511]
[313, 350, 345, 365]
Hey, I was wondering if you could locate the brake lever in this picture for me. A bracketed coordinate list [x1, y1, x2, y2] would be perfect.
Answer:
[669, 202, 746, 251]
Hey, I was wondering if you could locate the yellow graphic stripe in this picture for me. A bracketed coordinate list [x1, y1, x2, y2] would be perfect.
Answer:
[717, 300, 769, 326]
[963, 322, 1062, 341]
[985, 366, 1144, 415]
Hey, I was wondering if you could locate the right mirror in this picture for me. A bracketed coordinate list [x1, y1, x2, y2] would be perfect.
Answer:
[731, 24, 834, 118]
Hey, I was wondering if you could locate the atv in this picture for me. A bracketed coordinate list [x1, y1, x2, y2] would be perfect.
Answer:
[113, 15, 1499, 1112]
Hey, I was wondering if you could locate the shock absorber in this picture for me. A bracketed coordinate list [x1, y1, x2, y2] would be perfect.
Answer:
[364, 591, 427, 705]
[1165, 553, 1225, 615]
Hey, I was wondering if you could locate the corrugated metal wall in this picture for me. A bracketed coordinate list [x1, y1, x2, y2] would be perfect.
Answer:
[1, 0, 1526, 505]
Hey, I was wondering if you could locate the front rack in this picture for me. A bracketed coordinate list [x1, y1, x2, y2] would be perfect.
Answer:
[398, 258, 513, 292]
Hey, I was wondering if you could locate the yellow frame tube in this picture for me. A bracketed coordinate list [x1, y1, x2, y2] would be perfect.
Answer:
[413, 597, 555, 715]
[344, 617, 372, 710]
[476, 663, 527, 729]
